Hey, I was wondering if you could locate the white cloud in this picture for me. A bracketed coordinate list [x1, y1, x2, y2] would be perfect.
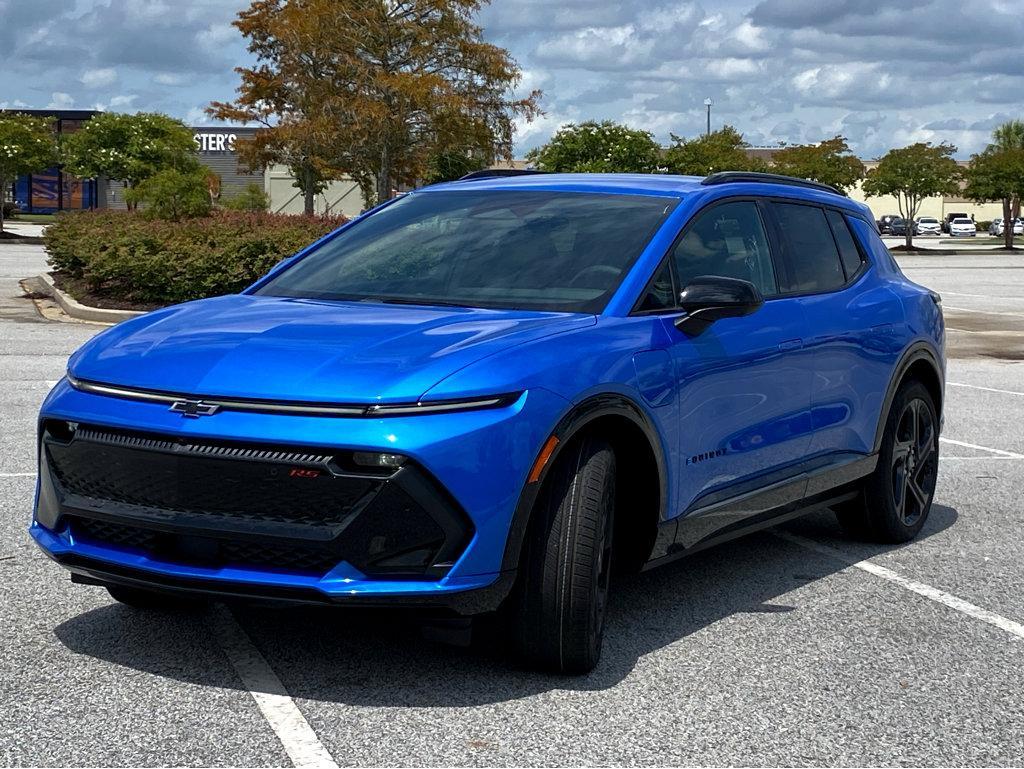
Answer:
[47, 92, 75, 109]
[79, 67, 118, 88]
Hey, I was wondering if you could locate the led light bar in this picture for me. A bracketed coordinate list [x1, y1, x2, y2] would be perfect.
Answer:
[66, 373, 521, 419]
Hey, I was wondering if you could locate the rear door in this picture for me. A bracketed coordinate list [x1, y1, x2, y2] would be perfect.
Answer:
[651, 198, 814, 545]
[767, 201, 904, 462]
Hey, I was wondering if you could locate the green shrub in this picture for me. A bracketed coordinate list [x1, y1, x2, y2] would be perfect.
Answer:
[2, 202, 19, 219]
[222, 183, 271, 212]
[44, 210, 345, 305]
[124, 167, 212, 221]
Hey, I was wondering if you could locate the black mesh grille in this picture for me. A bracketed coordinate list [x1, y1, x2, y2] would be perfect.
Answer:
[71, 517, 340, 575]
[45, 426, 375, 527]
[43, 423, 472, 579]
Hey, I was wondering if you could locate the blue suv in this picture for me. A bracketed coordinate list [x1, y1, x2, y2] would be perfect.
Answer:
[32, 171, 944, 673]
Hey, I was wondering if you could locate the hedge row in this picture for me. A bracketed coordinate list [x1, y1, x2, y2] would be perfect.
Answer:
[44, 210, 346, 305]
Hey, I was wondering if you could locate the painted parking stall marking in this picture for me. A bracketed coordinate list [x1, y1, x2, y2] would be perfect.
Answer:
[209, 606, 339, 769]
[777, 532, 1024, 642]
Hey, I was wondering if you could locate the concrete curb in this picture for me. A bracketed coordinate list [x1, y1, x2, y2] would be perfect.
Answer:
[0, 236, 45, 245]
[36, 273, 144, 324]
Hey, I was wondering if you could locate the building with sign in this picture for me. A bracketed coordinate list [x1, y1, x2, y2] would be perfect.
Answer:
[8, 109, 101, 215]
[4, 110, 363, 217]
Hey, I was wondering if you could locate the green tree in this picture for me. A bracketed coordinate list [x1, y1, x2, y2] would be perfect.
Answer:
[991, 119, 1024, 219]
[61, 112, 196, 210]
[964, 147, 1024, 250]
[863, 143, 962, 249]
[662, 125, 767, 176]
[526, 120, 661, 173]
[124, 166, 212, 221]
[424, 149, 486, 184]
[210, 0, 540, 212]
[222, 182, 272, 212]
[0, 113, 58, 233]
[770, 136, 865, 193]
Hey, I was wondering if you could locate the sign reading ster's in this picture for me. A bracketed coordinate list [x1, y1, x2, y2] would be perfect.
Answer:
[194, 132, 237, 153]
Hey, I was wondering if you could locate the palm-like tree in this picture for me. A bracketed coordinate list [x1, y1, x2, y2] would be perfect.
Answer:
[993, 120, 1024, 220]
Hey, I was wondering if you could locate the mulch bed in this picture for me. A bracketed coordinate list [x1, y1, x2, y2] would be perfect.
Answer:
[50, 271, 163, 312]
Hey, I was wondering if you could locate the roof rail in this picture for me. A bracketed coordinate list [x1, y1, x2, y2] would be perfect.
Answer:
[458, 168, 547, 181]
[701, 171, 846, 197]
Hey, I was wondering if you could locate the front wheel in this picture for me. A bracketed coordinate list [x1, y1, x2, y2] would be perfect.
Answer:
[836, 380, 939, 543]
[508, 436, 616, 674]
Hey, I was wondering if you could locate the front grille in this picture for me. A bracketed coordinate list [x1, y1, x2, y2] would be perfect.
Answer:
[45, 425, 375, 527]
[71, 517, 339, 574]
[42, 422, 473, 578]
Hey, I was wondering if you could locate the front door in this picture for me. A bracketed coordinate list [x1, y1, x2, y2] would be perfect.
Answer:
[664, 199, 814, 546]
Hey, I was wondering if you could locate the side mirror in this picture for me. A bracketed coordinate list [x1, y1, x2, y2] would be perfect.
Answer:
[674, 276, 764, 335]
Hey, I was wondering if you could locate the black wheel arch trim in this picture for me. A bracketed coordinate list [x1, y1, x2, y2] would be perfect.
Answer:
[500, 393, 669, 573]
[873, 341, 944, 453]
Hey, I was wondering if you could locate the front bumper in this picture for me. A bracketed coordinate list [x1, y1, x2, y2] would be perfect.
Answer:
[32, 380, 571, 612]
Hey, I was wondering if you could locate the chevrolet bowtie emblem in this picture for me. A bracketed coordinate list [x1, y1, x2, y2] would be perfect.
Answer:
[169, 399, 221, 417]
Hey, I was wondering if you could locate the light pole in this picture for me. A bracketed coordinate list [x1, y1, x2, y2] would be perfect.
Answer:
[704, 97, 713, 137]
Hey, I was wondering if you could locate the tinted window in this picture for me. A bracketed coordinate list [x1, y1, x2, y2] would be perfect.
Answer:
[636, 260, 676, 312]
[672, 201, 777, 297]
[826, 209, 864, 280]
[772, 203, 845, 293]
[257, 190, 676, 313]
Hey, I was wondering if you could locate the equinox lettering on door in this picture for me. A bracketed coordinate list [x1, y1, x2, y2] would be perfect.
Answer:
[686, 448, 728, 466]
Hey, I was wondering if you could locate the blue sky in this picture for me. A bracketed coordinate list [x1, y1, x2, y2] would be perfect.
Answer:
[2, 0, 1022, 158]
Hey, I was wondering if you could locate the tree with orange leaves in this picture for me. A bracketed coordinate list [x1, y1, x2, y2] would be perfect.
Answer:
[209, 0, 541, 213]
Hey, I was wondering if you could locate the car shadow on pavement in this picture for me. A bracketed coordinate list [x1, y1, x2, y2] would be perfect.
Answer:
[55, 504, 957, 705]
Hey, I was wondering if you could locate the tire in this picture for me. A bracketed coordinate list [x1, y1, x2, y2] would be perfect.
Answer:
[106, 585, 205, 610]
[509, 436, 616, 674]
[836, 380, 939, 543]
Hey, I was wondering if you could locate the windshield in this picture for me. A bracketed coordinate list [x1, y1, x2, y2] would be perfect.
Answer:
[953, 218, 972, 224]
[919, 218, 937, 224]
[255, 190, 677, 313]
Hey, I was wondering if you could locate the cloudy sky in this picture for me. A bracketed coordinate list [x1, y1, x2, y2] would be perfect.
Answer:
[2, 0, 1022, 159]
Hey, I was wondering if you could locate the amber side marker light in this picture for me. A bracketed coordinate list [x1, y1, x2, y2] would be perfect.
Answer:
[528, 435, 560, 484]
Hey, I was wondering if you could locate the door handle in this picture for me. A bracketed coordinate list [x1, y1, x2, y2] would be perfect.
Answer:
[778, 338, 803, 351]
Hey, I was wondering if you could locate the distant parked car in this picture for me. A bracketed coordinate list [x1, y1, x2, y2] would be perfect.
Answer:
[949, 217, 977, 237]
[988, 218, 1023, 236]
[878, 215, 902, 234]
[942, 212, 969, 233]
[889, 218, 909, 237]
[914, 217, 941, 236]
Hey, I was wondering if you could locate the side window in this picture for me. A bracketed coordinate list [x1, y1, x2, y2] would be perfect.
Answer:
[772, 203, 846, 293]
[636, 260, 676, 312]
[672, 201, 777, 297]
[826, 209, 864, 280]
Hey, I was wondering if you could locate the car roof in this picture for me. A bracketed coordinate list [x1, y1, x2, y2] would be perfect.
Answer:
[420, 171, 867, 215]
[424, 172, 706, 198]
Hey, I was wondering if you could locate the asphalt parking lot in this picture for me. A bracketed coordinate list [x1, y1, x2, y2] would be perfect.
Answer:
[1, 244, 1023, 767]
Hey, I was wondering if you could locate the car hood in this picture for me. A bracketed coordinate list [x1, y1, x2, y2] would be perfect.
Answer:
[69, 294, 595, 403]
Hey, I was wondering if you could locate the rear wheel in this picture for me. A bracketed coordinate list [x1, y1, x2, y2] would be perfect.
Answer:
[836, 380, 939, 543]
[106, 585, 206, 610]
[509, 436, 616, 674]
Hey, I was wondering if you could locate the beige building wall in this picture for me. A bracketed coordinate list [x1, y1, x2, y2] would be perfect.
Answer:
[265, 165, 365, 218]
[847, 179, 1003, 223]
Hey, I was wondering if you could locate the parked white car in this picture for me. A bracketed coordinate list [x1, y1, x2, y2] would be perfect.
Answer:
[914, 217, 942, 236]
[988, 218, 1024, 236]
[949, 217, 977, 237]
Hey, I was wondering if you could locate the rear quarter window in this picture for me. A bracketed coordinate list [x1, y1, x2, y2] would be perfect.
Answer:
[771, 202, 846, 293]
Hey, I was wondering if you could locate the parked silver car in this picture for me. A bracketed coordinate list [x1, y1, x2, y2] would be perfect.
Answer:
[988, 218, 1024, 236]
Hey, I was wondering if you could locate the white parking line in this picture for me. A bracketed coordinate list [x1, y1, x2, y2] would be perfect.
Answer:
[942, 291, 1024, 302]
[944, 305, 1024, 318]
[209, 606, 339, 769]
[777, 532, 1024, 642]
[939, 437, 1024, 458]
[0, 472, 36, 478]
[948, 381, 1024, 397]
